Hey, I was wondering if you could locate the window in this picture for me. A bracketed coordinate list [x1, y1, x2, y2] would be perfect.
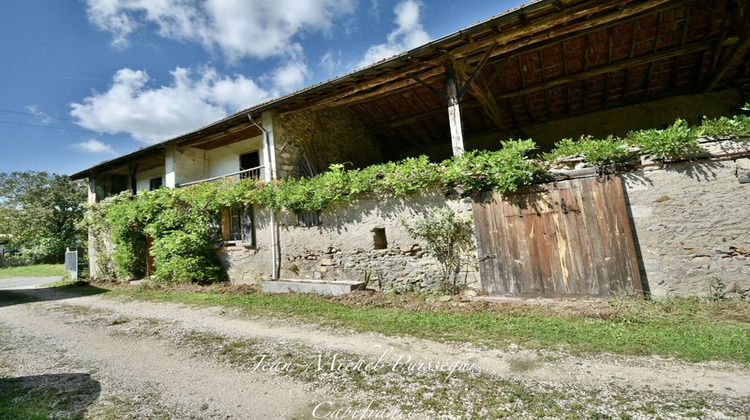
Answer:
[149, 177, 163, 191]
[221, 204, 255, 246]
[110, 174, 129, 195]
[372, 228, 388, 250]
[239, 151, 261, 180]
[297, 210, 320, 227]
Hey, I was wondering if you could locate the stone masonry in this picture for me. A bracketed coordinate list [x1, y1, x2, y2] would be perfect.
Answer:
[220, 138, 750, 298]
[622, 138, 750, 298]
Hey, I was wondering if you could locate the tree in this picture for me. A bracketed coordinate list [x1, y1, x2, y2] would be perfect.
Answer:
[0, 171, 88, 264]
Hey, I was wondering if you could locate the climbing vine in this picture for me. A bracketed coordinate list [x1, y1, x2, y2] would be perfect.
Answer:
[86, 109, 750, 283]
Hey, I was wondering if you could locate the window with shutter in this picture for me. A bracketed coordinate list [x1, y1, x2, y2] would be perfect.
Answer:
[220, 205, 255, 247]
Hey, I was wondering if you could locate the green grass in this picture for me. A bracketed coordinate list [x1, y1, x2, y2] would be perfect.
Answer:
[0, 380, 54, 420]
[0, 373, 100, 420]
[0, 264, 66, 279]
[102, 285, 750, 365]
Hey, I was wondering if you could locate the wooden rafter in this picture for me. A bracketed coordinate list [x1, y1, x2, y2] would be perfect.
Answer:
[705, 0, 750, 91]
[457, 43, 498, 98]
[705, 31, 750, 91]
[454, 58, 509, 130]
[283, 0, 681, 114]
[494, 38, 719, 101]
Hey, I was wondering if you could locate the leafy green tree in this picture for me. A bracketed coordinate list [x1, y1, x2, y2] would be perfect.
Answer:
[0, 171, 88, 264]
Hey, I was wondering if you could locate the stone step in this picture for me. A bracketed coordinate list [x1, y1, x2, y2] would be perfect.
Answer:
[261, 279, 364, 296]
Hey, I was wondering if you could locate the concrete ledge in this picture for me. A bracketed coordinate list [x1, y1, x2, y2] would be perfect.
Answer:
[261, 279, 364, 296]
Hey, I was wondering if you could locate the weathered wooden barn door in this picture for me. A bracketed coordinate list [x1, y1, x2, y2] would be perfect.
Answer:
[472, 176, 642, 297]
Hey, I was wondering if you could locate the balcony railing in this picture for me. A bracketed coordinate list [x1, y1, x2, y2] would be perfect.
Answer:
[178, 166, 265, 187]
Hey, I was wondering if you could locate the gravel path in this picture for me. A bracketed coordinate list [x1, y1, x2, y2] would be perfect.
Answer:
[1, 287, 749, 419]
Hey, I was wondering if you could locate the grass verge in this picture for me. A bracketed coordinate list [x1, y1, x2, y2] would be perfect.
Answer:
[98, 283, 750, 365]
[0, 373, 100, 420]
[0, 264, 66, 279]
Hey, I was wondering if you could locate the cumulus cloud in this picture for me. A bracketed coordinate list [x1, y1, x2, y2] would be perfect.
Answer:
[264, 61, 310, 93]
[69, 67, 273, 144]
[73, 139, 116, 154]
[358, 0, 430, 68]
[85, 0, 356, 61]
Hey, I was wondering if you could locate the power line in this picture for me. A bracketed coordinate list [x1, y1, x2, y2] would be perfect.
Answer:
[0, 119, 132, 137]
[0, 108, 176, 136]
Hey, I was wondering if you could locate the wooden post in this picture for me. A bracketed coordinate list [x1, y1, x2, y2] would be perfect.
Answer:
[128, 163, 139, 195]
[445, 60, 465, 156]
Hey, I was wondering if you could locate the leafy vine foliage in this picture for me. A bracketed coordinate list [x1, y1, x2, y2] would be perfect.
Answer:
[86, 111, 750, 284]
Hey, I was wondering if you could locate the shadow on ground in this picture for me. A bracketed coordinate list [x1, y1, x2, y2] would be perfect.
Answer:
[0, 282, 108, 308]
[0, 373, 101, 419]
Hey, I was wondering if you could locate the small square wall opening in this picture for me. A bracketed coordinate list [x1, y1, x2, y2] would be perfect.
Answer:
[372, 228, 387, 250]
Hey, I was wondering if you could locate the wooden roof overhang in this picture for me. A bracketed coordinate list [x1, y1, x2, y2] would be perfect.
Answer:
[271, 0, 750, 159]
[72, 0, 750, 179]
[70, 116, 263, 179]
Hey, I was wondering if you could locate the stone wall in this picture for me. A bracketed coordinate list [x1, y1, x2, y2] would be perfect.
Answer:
[623, 139, 750, 298]
[220, 138, 750, 299]
[220, 191, 480, 292]
[273, 107, 383, 179]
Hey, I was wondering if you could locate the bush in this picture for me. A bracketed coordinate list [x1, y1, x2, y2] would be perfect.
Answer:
[149, 230, 224, 283]
[18, 237, 68, 265]
[403, 207, 475, 294]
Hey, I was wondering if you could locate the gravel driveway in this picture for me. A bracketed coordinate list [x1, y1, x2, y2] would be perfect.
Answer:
[1, 286, 749, 419]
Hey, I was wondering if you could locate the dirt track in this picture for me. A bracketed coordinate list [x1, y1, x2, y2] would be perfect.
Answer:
[1, 286, 749, 419]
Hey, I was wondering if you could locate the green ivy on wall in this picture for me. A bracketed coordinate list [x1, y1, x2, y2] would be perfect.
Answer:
[86, 110, 750, 284]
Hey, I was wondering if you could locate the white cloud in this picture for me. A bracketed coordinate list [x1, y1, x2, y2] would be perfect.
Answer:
[69, 67, 274, 144]
[85, 0, 356, 61]
[25, 105, 53, 124]
[320, 50, 343, 75]
[265, 61, 310, 93]
[73, 139, 116, 154]
[358, 0, 430, 68]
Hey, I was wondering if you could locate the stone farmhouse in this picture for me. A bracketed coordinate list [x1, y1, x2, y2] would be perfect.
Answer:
[72, 0, 750, 298]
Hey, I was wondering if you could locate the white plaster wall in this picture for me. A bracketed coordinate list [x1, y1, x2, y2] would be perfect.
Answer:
[206, 136, 263, 178]
[219, 207, 274, 284]
[174, 147, 207, 185]
[135, 166, 165, 192]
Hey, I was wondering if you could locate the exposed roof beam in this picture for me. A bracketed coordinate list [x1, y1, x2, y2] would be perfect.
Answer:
[704, 31, 750, 91]
[705, 0, 750, 92]
[494, 39, 719, 101]
[287, 0, 686, 114]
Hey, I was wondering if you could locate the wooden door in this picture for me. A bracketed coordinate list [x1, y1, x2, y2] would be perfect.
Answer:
[472, 176, 642, 297]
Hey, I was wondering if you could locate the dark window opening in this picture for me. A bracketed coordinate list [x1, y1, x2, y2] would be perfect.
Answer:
[240, 151, 261, 180]
[372, 228, 387, 250]
[221, 204, 255, 247]
[297, 210, 320, 227]
[149, 177, 163, 191]
[110, 174, 129, 196]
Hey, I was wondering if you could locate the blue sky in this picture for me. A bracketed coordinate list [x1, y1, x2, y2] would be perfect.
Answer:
[0, 0, 522, 176]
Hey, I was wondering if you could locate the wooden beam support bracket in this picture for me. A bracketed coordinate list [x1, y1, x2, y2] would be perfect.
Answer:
[705, 30, 750, 92]
[410, 75, 448, 101]
[457, 43, 498, 98]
